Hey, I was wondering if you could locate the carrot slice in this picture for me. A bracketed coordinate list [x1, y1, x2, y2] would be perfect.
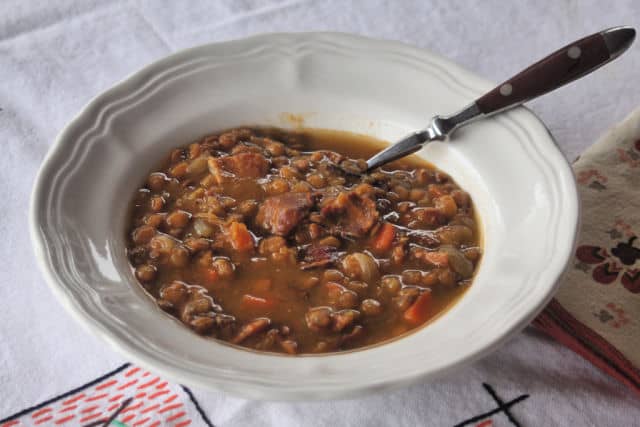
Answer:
[202, 268, 219, 285]
[371, 222, 396, 252]
[403, 291, 433, 324]
[228, 221, 254, 252]
[241, 294, 276, 310]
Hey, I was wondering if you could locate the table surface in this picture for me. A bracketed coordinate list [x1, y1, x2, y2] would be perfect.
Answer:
[1, 1, 639, 426]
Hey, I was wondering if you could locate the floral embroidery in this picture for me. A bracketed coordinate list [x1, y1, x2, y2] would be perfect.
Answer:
[593, 303, 631, 329]
[593, 309, 614, 323]
[616, 139, 640, 168]
[575, 228, 640, 293]
[576, 168, 608, 190]
[607, 218, 637, 239]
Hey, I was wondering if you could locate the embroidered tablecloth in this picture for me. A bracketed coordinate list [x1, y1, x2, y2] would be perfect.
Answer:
[2, 1, 639, 426]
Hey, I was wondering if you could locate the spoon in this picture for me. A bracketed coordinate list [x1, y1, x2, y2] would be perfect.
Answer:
[366, 26, 636, 171]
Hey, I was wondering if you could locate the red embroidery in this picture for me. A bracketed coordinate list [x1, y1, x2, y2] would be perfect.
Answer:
[34, 416, 53, 425]
[118, 379, 139, 390]
[575, 226, 640, 293]
[96, 379, 118, 390]
[613, 218, 636, 239]
[167, 411, 187, 422]
[109, 393, 125, 402]
[133, 416, 151, 426]
[621, 268, 640, 293]
[0, 365, 202, 427]
[594, 303, 631, 329]
[164, 394, 179, 403]
[148, 390, 170, 400]
[79, 412, 102, 423]
[607, 303, 631, 328]
[138, 377, 160, 389]
[141, 403, 161, 414]
[125, 367, 141, 377]
[121, 413, 136, 423]
[158, 403, 184, 414]
[616, 139, 640, 168]
[576, 168, 608, 189]
[31, 408, 52, 418]
[62, 394, 84, 405]
[85, 393, 108, 402]
[53, 414, 75, 424]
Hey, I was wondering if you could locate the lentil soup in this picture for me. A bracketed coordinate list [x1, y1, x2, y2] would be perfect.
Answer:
[126, 127, 482, 354]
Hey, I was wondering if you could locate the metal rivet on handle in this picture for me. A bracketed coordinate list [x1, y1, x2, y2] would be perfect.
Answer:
[567, 46, 582, 59]
[499, 83, 513, 96]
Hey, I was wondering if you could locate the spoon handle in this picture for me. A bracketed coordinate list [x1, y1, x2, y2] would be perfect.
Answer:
[475, 26, 635, 116]
[366, 27, 635, 171]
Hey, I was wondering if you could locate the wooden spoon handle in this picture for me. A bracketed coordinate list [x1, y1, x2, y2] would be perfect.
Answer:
[476, 27, 635, 115]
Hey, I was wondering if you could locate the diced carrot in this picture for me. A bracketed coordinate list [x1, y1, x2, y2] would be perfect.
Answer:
[421, 251, 449, 267]
[228, 221, 254, 252]
[371, 222, 396, 252]
[241, 294, 276, 310]
[403, 291, 432, 324]
[169, 161, 188, 178]
[202, 268, 219, 285]
[253, 278, 273, 293]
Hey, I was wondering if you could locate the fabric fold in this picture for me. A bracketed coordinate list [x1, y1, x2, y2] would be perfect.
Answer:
[535, 107, 640, 397]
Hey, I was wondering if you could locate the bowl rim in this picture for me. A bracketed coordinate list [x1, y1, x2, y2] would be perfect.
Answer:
[29, 31, 579, 400]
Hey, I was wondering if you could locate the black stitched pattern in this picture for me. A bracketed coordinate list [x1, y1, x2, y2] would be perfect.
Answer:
[453, 383, 529, 427]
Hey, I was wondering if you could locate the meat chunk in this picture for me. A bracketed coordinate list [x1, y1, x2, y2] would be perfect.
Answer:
[300, 245, 340, 270]
[256, 192, 316, 236]
[412, 246, 474, 279]
[230, 318, 271, 344]
[208, 152, 270, 184]
[321, 191, 379, 238]
[407, 229, 439, 247]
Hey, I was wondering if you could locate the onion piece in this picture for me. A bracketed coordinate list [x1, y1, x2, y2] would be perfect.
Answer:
[440, 246, 474, 279]
[186, 156, 209, 176]
[341, 252, 379, 282]
[193, 218, 215, 237]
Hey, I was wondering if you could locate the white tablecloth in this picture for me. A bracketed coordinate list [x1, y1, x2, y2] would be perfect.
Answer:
[2, 1, 639, 425]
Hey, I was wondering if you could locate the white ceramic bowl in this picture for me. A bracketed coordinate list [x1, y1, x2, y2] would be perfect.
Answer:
[30, 32, 578, 400]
